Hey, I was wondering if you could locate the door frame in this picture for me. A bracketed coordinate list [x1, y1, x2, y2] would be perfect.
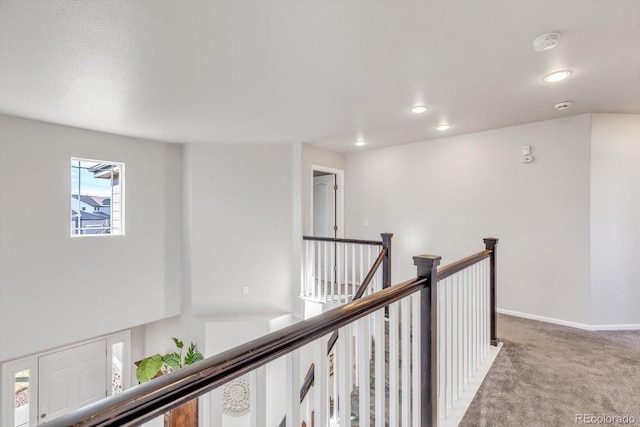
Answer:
[2, 330, 131, 427]
[310, 164, 344, 238]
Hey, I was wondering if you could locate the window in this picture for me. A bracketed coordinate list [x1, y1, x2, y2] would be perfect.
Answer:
[70, 158, 124, 236]
[111, 342, 124, 395]
[14, 370, 29, 427]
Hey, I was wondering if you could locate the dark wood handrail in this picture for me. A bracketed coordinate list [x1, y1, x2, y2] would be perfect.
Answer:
[436, 249, 492, 282]
[43, 276, 428, 427]
[326, 247, 388, 354]
[302, 235, 383, 246]
[299, 363, 315, 404]
[352, 247, 387, 300]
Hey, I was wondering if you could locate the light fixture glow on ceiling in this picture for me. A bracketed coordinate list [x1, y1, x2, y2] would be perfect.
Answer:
[410, 105, 429, 114]
[543, 70, 572, 83]
[355, 140, 366, 146]
[436, 124, 451, 131]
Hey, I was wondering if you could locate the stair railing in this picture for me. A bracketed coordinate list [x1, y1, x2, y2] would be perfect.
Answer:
[433, 237, 499, 423]
[42, 237, 498, 427]
[301, 233, 392, 303]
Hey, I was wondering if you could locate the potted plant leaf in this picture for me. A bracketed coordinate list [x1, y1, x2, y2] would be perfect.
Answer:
[134, 338, 204, 427]
[136, 337, 204, 383]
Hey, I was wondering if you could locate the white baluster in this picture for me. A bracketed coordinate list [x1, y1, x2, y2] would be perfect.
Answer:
[338, 323, 352, 427]
[342, 243, 352, 304]
[324, 241, 328, 302]
[475, 266, 484, 367]
[358, 317, 371, 427]
[389, 301, 399, 425]
[330, 242, 335, 303]
[473, 268, 479, 371]
[374, 307, 385, 427]
[446, 276, 453, 412]
[480, 262, 486, 360]
[457, 273, 464, 393]
[359, 245, 364, 293]
[351, 243, 356, 298]
[302, 241, 307, 297]
[411, 293, 421, 427]
[438, 281, 445, 419]
[318, 241, 322, 301]
[337, 243, 342, 304]
[401, 297, 411, 425]
[367, 246, 373, 294]
[313, 337, 329, 427]
[286, 351, 301, 427]
[250, 367, 266, 427]
[463, 272, 469, 387]
[484, 258, 489, 355]
[452, 274, 459, 401]
[482, 260, 487, 356]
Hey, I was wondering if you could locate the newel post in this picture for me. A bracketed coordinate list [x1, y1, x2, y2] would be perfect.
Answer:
[381, 233, 393, 289]
[484, 237, 499, 346]
[414, 254, 441, 427]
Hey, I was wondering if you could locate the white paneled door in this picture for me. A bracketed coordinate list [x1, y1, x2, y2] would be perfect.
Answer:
[38, 340, 107, 424]
[313, 174, 336, 238]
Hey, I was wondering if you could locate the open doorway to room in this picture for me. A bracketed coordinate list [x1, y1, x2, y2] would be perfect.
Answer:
[311, 165, 344, 238]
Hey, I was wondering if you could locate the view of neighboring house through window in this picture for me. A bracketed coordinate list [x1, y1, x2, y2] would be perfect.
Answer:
[71, 158, 124, 236]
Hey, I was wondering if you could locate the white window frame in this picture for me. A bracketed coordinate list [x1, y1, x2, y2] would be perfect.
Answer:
[71, 157, 125, 238]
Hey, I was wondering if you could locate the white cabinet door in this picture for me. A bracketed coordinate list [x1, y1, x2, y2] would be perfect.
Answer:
[38, 340, 106, 424]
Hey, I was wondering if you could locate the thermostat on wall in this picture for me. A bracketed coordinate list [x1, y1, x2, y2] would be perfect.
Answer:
[520, 145, 534, 163]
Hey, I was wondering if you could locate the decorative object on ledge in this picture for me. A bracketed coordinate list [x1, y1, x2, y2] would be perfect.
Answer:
[222, 374, 250, 417]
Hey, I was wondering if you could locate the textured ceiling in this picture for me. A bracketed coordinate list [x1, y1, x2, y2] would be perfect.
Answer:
[1, 1, 639, 152]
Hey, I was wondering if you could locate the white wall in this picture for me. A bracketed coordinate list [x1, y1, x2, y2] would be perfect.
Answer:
[301, 144, 346, 235]
[186, 143, 299, 317]
[0, 115, 183, 362]
[345, 115, 592, 325]
[590, 114, 640, 326]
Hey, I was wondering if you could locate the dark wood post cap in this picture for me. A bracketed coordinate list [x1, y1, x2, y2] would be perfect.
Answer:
[483, 237, 499, 248]
[413, 254, 441, 278]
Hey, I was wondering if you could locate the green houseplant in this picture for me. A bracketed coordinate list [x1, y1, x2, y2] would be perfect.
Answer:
[136, 337, 204, 383]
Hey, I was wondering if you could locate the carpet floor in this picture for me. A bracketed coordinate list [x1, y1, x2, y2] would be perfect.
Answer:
[460, 314, 640, 427]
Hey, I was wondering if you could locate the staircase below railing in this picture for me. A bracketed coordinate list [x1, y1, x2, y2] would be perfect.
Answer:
[42, 237, 499, 427]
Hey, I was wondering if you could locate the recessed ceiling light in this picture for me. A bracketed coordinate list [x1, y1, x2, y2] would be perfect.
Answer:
[410, 105, 429, 114]
[532, 33, 561, 52]
[436, 124, 450, 131]
[355, 140, 366, 146]
[543, 70, 572, 83]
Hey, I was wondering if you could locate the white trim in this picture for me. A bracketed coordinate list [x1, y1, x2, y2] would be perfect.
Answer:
[310, 164, 344, 238]
[2, 357, 38, 427]
[439, 343, 503, 427]
[2, 330, 132, 427]
[497, 308, 640, 331]
[106, 330, 132, 395]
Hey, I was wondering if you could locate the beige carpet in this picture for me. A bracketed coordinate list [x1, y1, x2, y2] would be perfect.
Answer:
[460, 314, 640, 427]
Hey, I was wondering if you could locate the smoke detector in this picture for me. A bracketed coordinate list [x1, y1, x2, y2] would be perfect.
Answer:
[554, 101, 573, 111]
[533, 33, 561, 52]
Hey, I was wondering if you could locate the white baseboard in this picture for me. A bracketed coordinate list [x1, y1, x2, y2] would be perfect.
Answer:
[497, 308, 640, 331]
[439, 343, 503, 427]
